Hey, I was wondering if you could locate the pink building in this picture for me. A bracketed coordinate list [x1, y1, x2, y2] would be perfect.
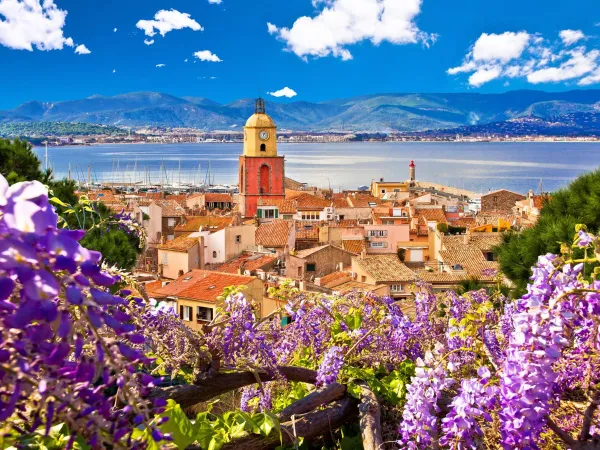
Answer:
[363, 224, 410, 254]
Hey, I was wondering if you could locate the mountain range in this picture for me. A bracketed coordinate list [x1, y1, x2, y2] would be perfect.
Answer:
[2, 90, 600, 133]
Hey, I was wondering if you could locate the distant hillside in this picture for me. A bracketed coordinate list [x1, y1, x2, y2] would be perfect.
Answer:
[2, 90, 600, 133]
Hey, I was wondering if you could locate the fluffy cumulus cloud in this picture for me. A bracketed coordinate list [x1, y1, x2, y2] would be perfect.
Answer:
[0, 0, 77, 51]
[136, 9, 202, 41]
[156, 63, 166, 68]
[448, 29, 600, 87]
[193, 50, 222, 62]
[267, 87, 298, 98]
[74, 44, 91, 55]
[560, 29, 585, 45]
[267, 0, 435, 61]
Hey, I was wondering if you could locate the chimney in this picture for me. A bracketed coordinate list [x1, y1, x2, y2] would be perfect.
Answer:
[463, 230, 470, 245]
[339, 262, 344, 272]
[160, 235, 166, 245]
[314, 277, 321, 286]
[360, 248, 367, 260]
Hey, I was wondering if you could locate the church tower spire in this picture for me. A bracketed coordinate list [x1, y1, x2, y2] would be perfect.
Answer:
[238, 98, 285, 217]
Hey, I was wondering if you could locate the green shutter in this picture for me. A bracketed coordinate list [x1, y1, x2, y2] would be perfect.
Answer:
[275, 209, 279, 218]
[257, 208, 262, 218]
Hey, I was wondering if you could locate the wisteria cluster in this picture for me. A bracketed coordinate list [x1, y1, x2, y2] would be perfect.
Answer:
[0, 175, 202, 448]
[114, 209, 147, 249]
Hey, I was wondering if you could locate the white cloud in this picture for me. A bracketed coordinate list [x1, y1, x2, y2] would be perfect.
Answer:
[208, 0, 222, 3]
[560, 29, 585, 45]
[0, 0, 76, 51]
[448, 29, 600, 87]
[113, 27, 117, 32]
[580, 67, 600, 85]
[144, 39, 154, 46]
[136, 9, 202, 40]
[74, 44, 91, 55]
[193, 50, 222, 62]
[156, 63, 166, 68]
[527, 48, 599, 83]
[113, 69, 116, 73]
[471, 32, 530, 62]
[184, 58, 188, 62]
[267, 0, 435, 61]
[268, 87, 298, 98]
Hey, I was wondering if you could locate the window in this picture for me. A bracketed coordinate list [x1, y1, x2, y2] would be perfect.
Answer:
[167, 218, 175, 227]
[382, 219, 394, 225]
[161, 252, 168, 265]
[381, 189, 386, 194]
[196, 306, 213, 321]
[486, 252, 496, 262]
[261, 208, 277, 219]
[390, 284, 404, 293]
[368, 229, 388, 237]
[301, 211, 320, 220]
[236, 235, 242, 244]
[306, 263, 316, 272]
[182, 305, 192, 321]
[260, 143, 266, 152]
[370, 242, 388, 248]
[297, 266, 303, 277]
[260, 165, 270, 194]
[339, 215, 345, 220]
[361, 275, 367, 283]
[212, 251, 217, 258]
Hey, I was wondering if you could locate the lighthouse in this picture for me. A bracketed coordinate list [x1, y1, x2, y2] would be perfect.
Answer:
[409, 160, 416, 184]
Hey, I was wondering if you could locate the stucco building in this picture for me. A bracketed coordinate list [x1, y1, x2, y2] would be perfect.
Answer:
[288, 244, 354, 280]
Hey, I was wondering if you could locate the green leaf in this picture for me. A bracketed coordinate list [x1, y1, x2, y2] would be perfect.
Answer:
[157, 400, 196, 449]
[346, 382, 363, 399]
[49, 197, 69, 207]
[195, 421, 216, 450]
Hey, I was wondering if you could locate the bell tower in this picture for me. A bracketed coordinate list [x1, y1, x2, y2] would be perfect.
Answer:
[238, 98, 285, 217]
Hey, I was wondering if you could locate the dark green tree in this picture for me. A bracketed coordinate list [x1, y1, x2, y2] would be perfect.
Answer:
[0, 138, 50, 184]
[496, 169, 600, 294]
[80, 228, 140, 272]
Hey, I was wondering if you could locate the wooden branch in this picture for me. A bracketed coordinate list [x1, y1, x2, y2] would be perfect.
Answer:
[211, 396, 358, 450]
[150, 366, 317, 409]
[580, 389, 600, 441]
[546, 416, 577, 447]
[278, 383, 346, 423]
[357, 382, 383, 450]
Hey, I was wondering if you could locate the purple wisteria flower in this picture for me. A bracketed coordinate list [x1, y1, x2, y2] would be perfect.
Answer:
[316, 346, 344, 386]
[576, 229, 595, 247]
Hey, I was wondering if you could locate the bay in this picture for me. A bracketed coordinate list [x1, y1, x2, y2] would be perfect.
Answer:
[34, 141, 600, 194]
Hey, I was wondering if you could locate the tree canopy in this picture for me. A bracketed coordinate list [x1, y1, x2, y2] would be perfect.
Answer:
[496, 168, 600, 293]
[0, 138, 49, 184]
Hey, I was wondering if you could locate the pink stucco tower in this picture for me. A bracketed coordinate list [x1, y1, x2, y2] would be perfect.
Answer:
[238, 98, 285, 217]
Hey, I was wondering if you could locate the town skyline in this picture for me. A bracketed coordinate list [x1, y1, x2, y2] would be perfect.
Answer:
[1, 0, 600, 110]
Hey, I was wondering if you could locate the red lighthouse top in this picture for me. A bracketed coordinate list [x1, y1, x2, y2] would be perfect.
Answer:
[409, 160, 415, 167]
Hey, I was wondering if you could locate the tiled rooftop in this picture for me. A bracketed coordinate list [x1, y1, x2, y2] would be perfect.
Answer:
[353, 254, 416, 282]
[217, 253, 277, 274]
[294, 244, 333, 259]
[153, 199, 186, 217]
[347, 194, 382, 208]
[295, 193, 331, 210]
[205, 193, 233, 203]
[416, 209, 447, 223]
[258, 198, 298, 214]
[319, 271, 352, 288]
[342, 239, 366, 255]
[295, 223, 319, 240]
[155, 269, 254, 302]
[175, 216, 234, 233]
[158, 233, 199, 252]
[256, 220, 293, 248]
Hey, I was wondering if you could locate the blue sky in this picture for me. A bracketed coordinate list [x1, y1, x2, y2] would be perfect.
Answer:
[1, 0, 600, 109]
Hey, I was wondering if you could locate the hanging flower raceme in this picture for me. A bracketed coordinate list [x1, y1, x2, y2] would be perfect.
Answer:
[0, 175, 167, 449]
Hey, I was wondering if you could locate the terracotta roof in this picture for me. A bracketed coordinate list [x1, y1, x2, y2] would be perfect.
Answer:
[258, 198, 298, 214]
[443, 234, 502, 252]
[333, 197, 350, 208]
[328, 220, 364, 228]
[416, 209, 447, 223]
[482, 189, 525, 199]
[342, 239, 366, 255]
[85, 190, 117, 202]
[295, 194, 331, 210]
[438, 234, 502, 280]
[155, 270, 254, 302]
[285, 189, 308, 200]
[415, 271, 469, 284]
[294, 244, 336, 259]
[475, 214, 519, 227]
[153, 199, 186, 217]
[165, 194, 188, 207]
[158, 233, 199, 252]
[353, 254, 415, 282]
[217, 253, 277, 274]
[256, 220, 293, 248]
[205, 193, 233, 203]
[347, 195, 382, 208]
[532, 195, 550, 209]
[175, 216, 234, 233]
[296, 223, 319, 240]
[448, 218, 477, 228]
[144, 280, 164, 298]
[320, 271, 352, 288]
[285, 177, 306, 190]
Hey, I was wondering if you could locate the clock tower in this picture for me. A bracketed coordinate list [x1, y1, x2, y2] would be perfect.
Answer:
[238, 98, 285, 217]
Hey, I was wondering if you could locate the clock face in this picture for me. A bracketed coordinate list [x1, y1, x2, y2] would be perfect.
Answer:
[259, 131, 269, 141]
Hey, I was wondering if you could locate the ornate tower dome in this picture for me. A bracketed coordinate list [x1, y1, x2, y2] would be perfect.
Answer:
[243, 98, 277, 157]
